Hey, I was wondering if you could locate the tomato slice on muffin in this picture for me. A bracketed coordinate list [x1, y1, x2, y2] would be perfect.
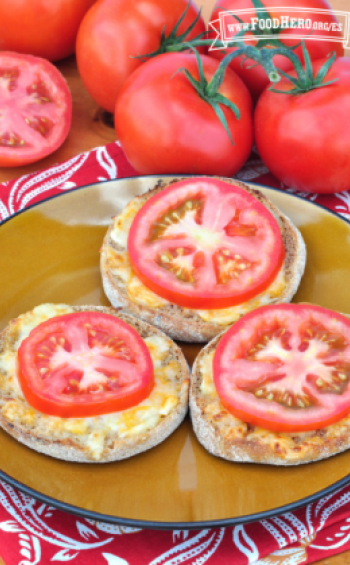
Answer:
[18, 312, 154, 418]
[127, 178, 285, 309]
[213, 304, 350, 432]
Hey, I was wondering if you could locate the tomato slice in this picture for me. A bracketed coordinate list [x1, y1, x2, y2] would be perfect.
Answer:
[128, 178, 285, 309]
[213, 304, 350, 432]
[0, 52, 72, 167]
[18, 312, 154, 418]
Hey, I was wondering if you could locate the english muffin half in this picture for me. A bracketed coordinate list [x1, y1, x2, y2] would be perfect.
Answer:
[101, 177, 306, 342]
[190, 303, 350, 465]
[0, 304, 189, 462]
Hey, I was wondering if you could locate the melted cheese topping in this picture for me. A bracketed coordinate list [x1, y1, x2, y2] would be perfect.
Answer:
[198, 348, 350, 462]
[0, 304, 183, 461]
[105, 198, 287, 325]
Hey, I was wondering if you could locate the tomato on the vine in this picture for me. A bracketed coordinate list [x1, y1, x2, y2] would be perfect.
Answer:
[255, 57, 350, 194]
[128, 178, 285, 309]
[76, 0, 206, 113]
[18, 312, 154, 418]
[209, 0, 344, 102]
[0, 0, 95, 62]
[0, 52, 72, 167]
[213, 304, 350, 432]
[115, 52, 254, 177]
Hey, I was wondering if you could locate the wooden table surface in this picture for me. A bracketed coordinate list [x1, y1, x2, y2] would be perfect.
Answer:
[1, 0, 350, 563]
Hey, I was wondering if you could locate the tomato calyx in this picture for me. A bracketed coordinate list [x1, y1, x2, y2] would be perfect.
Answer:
[174, 48, 244, 144]
[137, 0, 207, 61]
[267, 42, 338, 94]
[174, 43, 281, 144]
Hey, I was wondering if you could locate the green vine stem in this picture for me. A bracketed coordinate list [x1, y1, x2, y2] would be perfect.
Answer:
[136, 0, 337, 95]
[137, 0, 304, 60]
[174, 39, 338, 146]
[180, 40, 338, 95]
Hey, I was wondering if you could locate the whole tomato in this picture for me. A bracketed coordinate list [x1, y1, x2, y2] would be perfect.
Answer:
[210, 0, 344, 102]
[76, 0, 206, 113]
[0, 0, 96, 61]
[114, 52, 254, 176]
[254, 57, 350, 194]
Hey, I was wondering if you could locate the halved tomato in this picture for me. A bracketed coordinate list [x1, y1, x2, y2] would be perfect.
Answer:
[213, 303, 350, 432]
[18, 312, 154, 418]
[127, 178, 285, 309]
[0, 52, 72, 167]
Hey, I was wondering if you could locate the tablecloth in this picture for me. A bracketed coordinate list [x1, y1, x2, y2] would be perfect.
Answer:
[1, 141, 350, 565]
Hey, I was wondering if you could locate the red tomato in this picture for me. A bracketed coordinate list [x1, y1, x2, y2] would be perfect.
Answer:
[115, 53, 254, 176]
[210, 0, 344, 102]
[18, 312, 154, 418]
[128, 178, 285, 309]
[213, 303, 350, 432]
[254, 57, 350, 194]
[0, 53, 72, 167]
[76, 0, 206, 113]
[0, 0, 95, 62]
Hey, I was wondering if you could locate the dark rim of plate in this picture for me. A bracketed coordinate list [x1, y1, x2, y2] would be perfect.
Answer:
[1, 174, 350, 530]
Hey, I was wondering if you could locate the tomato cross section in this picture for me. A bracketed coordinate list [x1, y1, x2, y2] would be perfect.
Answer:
[18, 312, 154, 418]
[213, 304, 350, 432]
[128, 178, 285, 309]
[0, 53, 72, 166]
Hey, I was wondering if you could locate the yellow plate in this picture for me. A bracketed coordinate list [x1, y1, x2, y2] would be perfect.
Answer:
[1, 176, 350, 529]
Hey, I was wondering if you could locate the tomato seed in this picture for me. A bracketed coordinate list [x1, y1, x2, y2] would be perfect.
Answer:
[69, 379, 80, 386]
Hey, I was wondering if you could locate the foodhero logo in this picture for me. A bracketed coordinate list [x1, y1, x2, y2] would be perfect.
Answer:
[228, 17, 342, 32]
[209, 7, 350, 48]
